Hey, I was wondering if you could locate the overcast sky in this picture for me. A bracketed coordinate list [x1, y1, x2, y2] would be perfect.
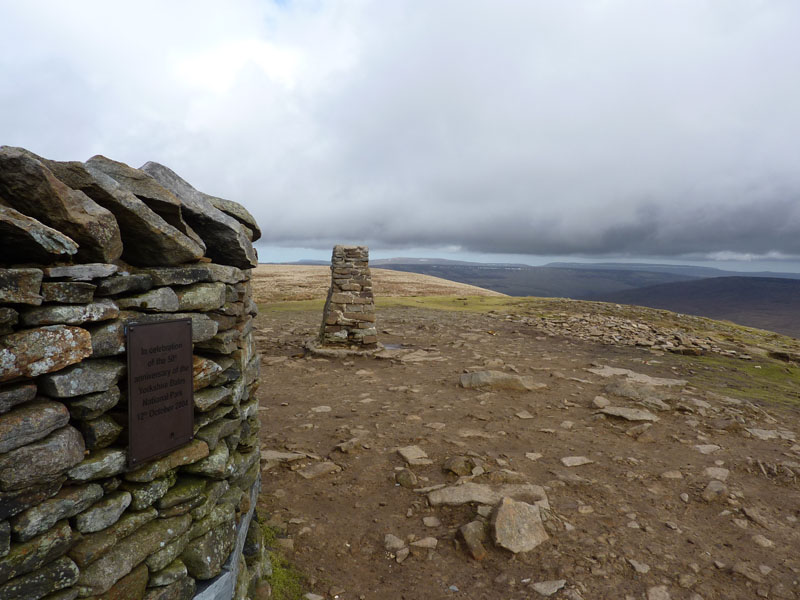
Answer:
[2, 1, 799, 270]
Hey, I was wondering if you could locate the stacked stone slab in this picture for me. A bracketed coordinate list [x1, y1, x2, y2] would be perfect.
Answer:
[0, 146, 269, 600]
[318, 245, 378, 348]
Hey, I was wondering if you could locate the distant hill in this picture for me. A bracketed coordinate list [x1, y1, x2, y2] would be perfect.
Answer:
[600, 276, 800, 339]
[378, 263, 696, 298]
[546, 261, 800, 280]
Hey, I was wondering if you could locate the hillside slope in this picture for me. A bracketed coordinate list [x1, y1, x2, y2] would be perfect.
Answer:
[602, 276, 800, 339]
[252, 264, 506, 302]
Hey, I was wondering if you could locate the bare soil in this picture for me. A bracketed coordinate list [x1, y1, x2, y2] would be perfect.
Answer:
[254, 303, 800, 600]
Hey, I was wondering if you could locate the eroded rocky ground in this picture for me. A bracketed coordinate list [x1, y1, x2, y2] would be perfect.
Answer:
[255, 303, 800, 600]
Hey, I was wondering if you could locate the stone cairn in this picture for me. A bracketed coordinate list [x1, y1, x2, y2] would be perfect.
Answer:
[317, 245, 378, 349]
[0, 147, 271, 600]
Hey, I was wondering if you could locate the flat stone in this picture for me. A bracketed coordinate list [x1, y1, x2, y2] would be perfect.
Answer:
[42, 264, 119, 282]
[68, 448, 127, 482]
[124, 440, 209, 483]
[10, 484, 103, 542]
[68, 508, 157, 568]
[587, 366, 686, 387]
[74, 491, 131, 533]
[0, 555, 79, 600]
[121, 473, 175, 511]
[66, 387, 120, 421]
[428, 483, 550, 511]
[145, 531, 191, 572]
[0, 479, 64, 521]
[0, 520, 74, 584]
[560, 456, 594, 467]
[190, 481, 229, 521]
[531, 580, 567, 596]
[92, 562, 147, 600]
[193, 386, 232, 412]
[600, 406, 660, 422]
[77, 514, 191, 596]
[492, 497, 549, 554]
[194, 328, 240, 354]
[0, 399, 69, 453]
[592, 395, 611, 408]
[205, 263, 246, 284]
[86, 320, 126, 357]
[175, 282, 226, 311]
[117, 311, 218, 343]
[647, 585, 672, 600]
[143, 576, 195, 600]
[694, 444, 721, 455]
[40, 282, 96, 304]
[192, 356, 223, 392]
[79, 415, 123, 450]
[458, 521, 488, 560]
[383, 533, 405, 551]
[137, 266, 212, 287]
[0, 206, 77, 264]
[460, 370, 546, 391]
[38, 359, 125, 398]
[0, 325, 92, 383]
[148, 558, 187, 587]
[704, 467, 730, 481]
[0, 147, 122, 263]
[117, 288, 179, 312]
[157, 477, 206, 511]
[0, 268, 43, 305]
[187, 503, 235, 541]
[0, 382, 36, 414]
[183, 442, 229, 479]
[65, 161, 205, 266]
[397, 445, 432, 466]
[297, 461, 342, 480]
[141, 162, 257, 269]
[0, 426, 84, 491]
[195, 418, 240, 451]
[181, 518, 236, 580]
[94, 274, 153, 297]
[20, 299, 118, 327]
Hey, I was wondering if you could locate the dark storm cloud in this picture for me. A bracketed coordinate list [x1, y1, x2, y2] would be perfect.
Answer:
[1, 1, 799, 263]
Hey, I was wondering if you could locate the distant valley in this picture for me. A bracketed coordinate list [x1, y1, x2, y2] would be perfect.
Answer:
[367, 259, 800, 339]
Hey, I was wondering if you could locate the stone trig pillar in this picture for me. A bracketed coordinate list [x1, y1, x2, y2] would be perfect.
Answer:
[318, 245, 378, 348]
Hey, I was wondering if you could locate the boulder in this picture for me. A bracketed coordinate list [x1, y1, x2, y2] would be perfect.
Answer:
[78, 414, 123, 450]
[175, 282, 226, 311]
[85, 155, 205, 249]
[67, 507, 157, 568]
[207, 196, 261, 241]
[65, 386, 120, 421]
[0, 205, 78, 264]
[67, 448, 128, 482]
[0, 147, 122, 262]
[0, 268, 43, 305]
[0, 478, 64, 521]
[0, 426, 85, 491]
[140, 162, 257, 268]
[48, 159, 204, 266]
[73, 491, 131, 534]
[40, 281, 96, 304]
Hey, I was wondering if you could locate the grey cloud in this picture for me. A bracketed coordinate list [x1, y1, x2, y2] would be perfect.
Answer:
[2, 1, 800, 264]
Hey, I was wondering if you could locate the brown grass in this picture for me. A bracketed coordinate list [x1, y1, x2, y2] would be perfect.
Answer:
[251, 264, 505, 303]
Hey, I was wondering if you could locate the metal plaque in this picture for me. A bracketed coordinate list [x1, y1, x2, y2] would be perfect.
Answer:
[126, 318, 194, 468]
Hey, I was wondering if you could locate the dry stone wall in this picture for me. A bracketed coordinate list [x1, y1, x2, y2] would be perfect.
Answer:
[318, 245, 377, 348]
[0, 147, 269, 600]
